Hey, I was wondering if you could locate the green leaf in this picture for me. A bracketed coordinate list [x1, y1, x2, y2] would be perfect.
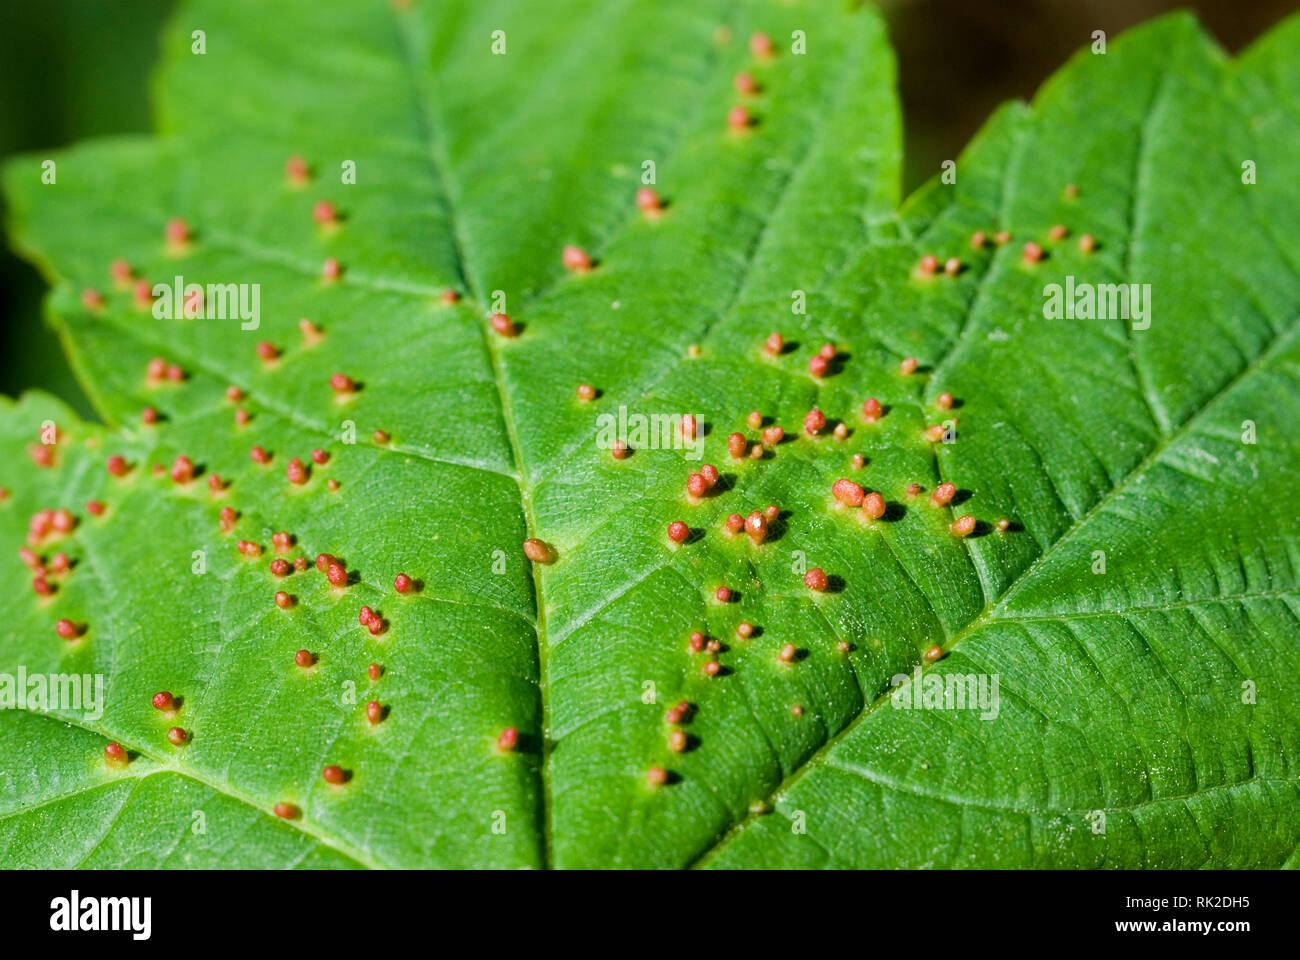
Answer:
[2, 1, 1298, 869]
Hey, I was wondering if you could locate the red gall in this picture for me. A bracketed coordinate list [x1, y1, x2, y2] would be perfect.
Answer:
[152, 691, 174, 711]
[778, 643, 797, 663]
[763, 504, 779, 522]
[680, 414, 696, 442]
[171, 455, 194, 484]
[497, 727, 519, 751]
[257, 341, 279, 363]
[944, 257, 962, 277]
[862, 491, 886, 520]
[996, 517, 1011, 532]
[275, 591, 292, 609]
[321, 257, 342, 281]
[804, 567, 828, 592]
[715, 585, 731, 603]
[861, 397, 883, 422]
[295, 649, 314, 668]
[851, 453, 864, 470]
[576, 383, 596, 402]
[736, 622, 754, 640]
[1078, 233, 1096, 253]
[1022, 241, 1044, 264]
[110, 258, 132, 285]
[808, 354, 829, 378]
[285, 154, 309, 185]
[635, 186, 662, 215]
[610, 439, 629, 460]
[299, 318, 323, 341]
[235, 408, 251, 427]
[147, 356, 167, 380]
[994, 230, 1011, 245]
[727, 105, 752, 130]
[899, 357, 918, 375]
[330, 372, 355, 393]
[700, 464, 719, 488]
[917, 254, 938, 276]
[107, 455, 130, 476]
[804, 407, 826, 436]
[562, 245, 592, 272]
[936, 392, 954, 410]
[701, 660, 720, 677]
[286, 457, 309, 484]
[238, 540, 262, 558]
[749, 31, 774, 57]
[725, 513, 745, 533]
[394, 573, 413, 593]
[33, 577, 53, 597]
[311, 448, 329, 464]
[87, 500, 105, 516]
[833, 478, 864, 507]
[906, 482, 923, 497]
[270, 559, 290, 577]
[489, 313, 516, 337]
[924, 424, 945, 443]
[668, 729, 687, 752]
[762, 425, 783, 446]
[950, 514, 976, 537]
[764, 331, 784, 356]
[250, 445, 270, 464]
[440, 288, 461, 304]
[833, 422, 848, 440]
[219, 506, 237, 533]
[735, 71, 758, 95]
[924, 645, 943, 663]
[313, 200, 338, 226]
[104, 742, 128, 765]
[1048, 224, 1068, 241]
[50, 552, 70, 574]
[667, 521, 689, 544]
[327, 561, 347, 587]
[728, 432, 747, 458]
[366, 701, 384, 725]
[368, 662, 382, 681]
[141, 407, 158, 426]
[970, 231, 986, 249]
[646, 766, 669, 786]
[745, 511, 767, 545]
[930, 482, 955, 507]
[274, 802, 299, 819]
[523, 538, 553, 563]
[747, 410, 762, 429]
[272, 531, 291, 552]
[687, 473, 708, 498]
[52, 508, 74, 533]
[167, 727, 188, 747]
[322, 765, 346, 784]
[165, 217, 190, 247]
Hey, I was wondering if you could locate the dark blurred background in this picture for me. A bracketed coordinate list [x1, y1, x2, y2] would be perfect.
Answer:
[2, 0, 1296, 421]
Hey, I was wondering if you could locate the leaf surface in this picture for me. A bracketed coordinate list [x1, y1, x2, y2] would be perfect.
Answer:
[2, 0, 1298, 869]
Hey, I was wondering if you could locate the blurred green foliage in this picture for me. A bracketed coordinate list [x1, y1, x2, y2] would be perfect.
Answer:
[0, 0, 176, 420]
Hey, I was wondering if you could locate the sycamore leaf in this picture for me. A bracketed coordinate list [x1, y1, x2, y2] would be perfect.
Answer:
[2, 0, 1299, 869]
